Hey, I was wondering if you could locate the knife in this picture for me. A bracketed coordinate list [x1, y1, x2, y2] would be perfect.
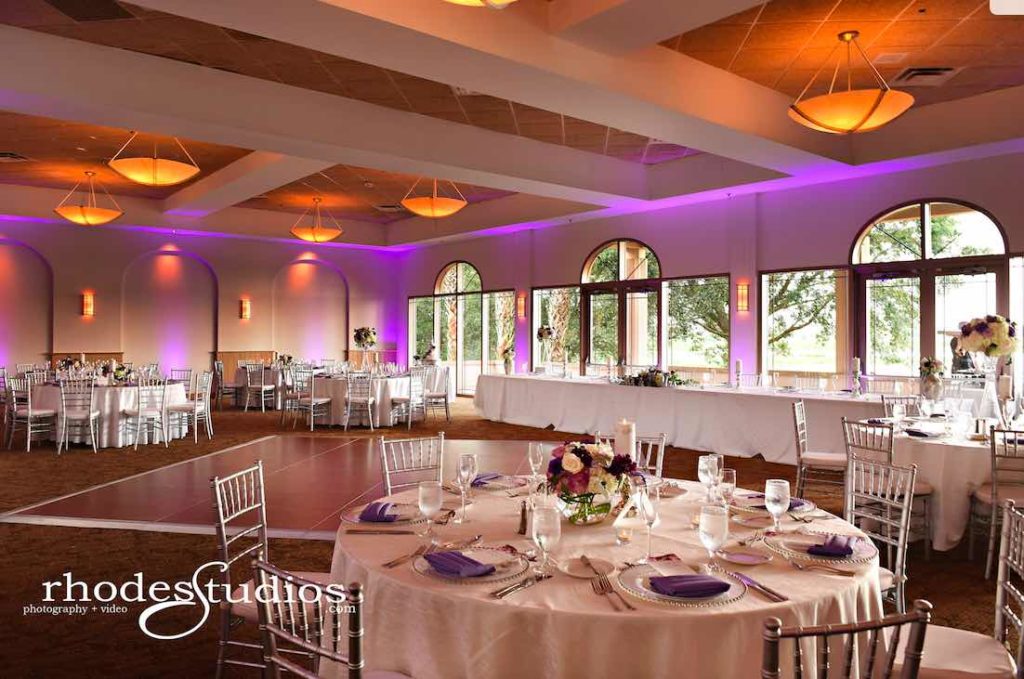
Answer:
[490, 573, 551, 599]
[345, 529, 418, 535]
[729, 571, 788, 602]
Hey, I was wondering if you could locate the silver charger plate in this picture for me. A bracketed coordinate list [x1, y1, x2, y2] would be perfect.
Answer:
[730, 495, 817, 515]
[617, 564, 747, 608]
[341, 502, 425, 525]
[472, 475, 530, 492]
[412, 546, 530, 585]
[763, 530, 878, 566]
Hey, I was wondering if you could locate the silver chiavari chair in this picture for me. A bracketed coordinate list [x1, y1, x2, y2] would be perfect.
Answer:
[969, 428, 1024, 579]
[844, 418, 933, 561]
[167, 370, 213, 442]
[6, 376, 56, 452]
[378, 433, 444, 496]
[244, 362, 276, 413]
[279, 365, 298, 426]
[16, 362, 34, 376]
[122, 376, 169, 449]
[28, 367, 50, 385]
[761, 599, 932, 679]
[292, 367, 331, 431]
[593, 432, 667, 478]
[882, 395, 922, 418]
[345, 374, 377, 431]
[793, 401, 847, 498]
[251, 560, 410, 679]
[57, 377, 100, 454]
[390, 369, 426, 430]
[737, 372, 764, 388]
[320, 358, 336, 371]
[864, 377, 898, 396]
[846, 456, 919, 613]
[424, 366, 452, 421]
[0, 366, 8, 442]
[213, 359, 238, 410]
[170, 367, 193, 391]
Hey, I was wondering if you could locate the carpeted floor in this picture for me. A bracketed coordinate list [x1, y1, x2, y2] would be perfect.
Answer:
[0, 398, 995, 677]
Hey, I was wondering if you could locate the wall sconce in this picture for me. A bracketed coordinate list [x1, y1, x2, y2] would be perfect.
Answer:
[239, 298, 251, 320]
[736, 283, 750, 312]
[516, 291, 526, 320]
[81, 291, 95, 317]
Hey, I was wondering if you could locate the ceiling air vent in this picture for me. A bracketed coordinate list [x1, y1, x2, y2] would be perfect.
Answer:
[373, 204, 408, 214]
[891, 67, 961, 87]
[451, 86, 484, 97]
[0, 152, 31, 163]
[873, 53, 908, 65]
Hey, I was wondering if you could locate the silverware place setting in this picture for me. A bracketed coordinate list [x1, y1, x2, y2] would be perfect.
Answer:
[490, 573, 552, 599]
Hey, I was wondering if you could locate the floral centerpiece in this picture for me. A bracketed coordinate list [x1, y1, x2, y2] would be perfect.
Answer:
[57, 357, 84, 372]
[919, 356, 945, 401]
[501, 345, 515, 375]
[102, 362, 134, 384]
[959, 315, 1017, 422]
[278, 354, 293, 366]
[547, 441, 636, 525]
[354, 327, 378, 350]
[620, 367, 682, 388]
[536, 326, 555, 366]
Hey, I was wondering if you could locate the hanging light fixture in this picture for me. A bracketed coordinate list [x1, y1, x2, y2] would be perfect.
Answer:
[108, 131, 201, 186]
[54, 171, 123, 226]
[788, 30, 914, 134]
[443, 0, 518, 8]
[401, 178, 468, 218]
[290, 197, 344, 243]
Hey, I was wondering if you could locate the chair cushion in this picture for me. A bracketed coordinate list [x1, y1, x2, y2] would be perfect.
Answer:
[228, 571, 336, 622]
[914, 479, 934, 496]
[347, 397, 376, 404]
[801, 451, 846, 468]
[298, 397, 330, 405]
[878, 566, 895, 591]
[974, 484, 1024, 505]
[425, 392, 447, 399]
[121, 408, 163, 418]
[15, 407, 56, 418]
[390, 396, 410, 403]
[63, 408, 100, 419]
[167, 402, 203, 413]
[895, 624, 1015, 679]
[248, 384, 275, 391]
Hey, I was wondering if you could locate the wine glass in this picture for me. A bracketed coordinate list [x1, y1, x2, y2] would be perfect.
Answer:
[719, 468, 736, 506]
[453, 453, 478, 524]
[527, 442, 546, 495]
[698, 504, 729, 572]
[418, 481, 442, 541]
[891, 402, 906, 434]
[697, 455, 719, 502]
[764, 479, 791, 535]
[531, 500, 562, 576]
[634, 485, 660, 564]
[919, 397, 933, 418]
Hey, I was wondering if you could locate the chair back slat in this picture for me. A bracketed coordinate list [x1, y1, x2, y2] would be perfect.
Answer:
[995, 500, 1024, 671]
[593, 432, 667, 477]
[211, 462, 269, 584]
[378, 433, 444, 495]
[843, 418, 894, 464]
[882, 395, 921, 418]
[990, 429, 1024, 489]
[59, 378, 95, 414]
[793, 401, 809, 462]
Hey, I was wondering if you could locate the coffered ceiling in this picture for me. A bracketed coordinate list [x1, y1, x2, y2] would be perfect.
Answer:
[663, 0, 1024, 107]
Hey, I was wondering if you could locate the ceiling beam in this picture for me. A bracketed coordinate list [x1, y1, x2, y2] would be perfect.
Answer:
[163, 151, 335, 216]
[548, 0, 764, 55]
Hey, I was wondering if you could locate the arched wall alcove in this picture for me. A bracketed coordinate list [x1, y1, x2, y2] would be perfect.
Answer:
[272, 259, 348, 360]
[121, 248, 218, 371]
[0, 238, 53, 366]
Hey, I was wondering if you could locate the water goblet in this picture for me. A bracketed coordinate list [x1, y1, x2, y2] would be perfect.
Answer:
[418, 481, 442, 541]
[719, 468, 736, 506]
[453, 453, 478, 524]
[919, 398, 933, 418]
[697, 454, 719, 502]
[698, 504, 729, 572]
[531, 500, 561, 576]
[891, 403, 906, 434]
[634, 485, 660, 564]
[764, 479, 791, 535]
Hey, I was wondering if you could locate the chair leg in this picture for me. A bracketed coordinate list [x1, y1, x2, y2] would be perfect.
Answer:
[986, 505, 1000, 579]
[367, 403, 375, 431]
[89, 416, 98, 453]
[923, 496, 932, 561]
[445, 398, 451, 421]
[968, 498, 976, 562]
[344, 402, 350, 431]
[193, 412, 199, 444]
[795, 465, 805, 498]
[25, 419, 31, 452]
[215, 607, 230, 679]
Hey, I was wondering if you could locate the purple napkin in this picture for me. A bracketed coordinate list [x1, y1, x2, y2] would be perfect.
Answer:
[752, 498, 808, 511]
[807, 535, 860, 557]
[472, 472, 502, 488]
[423, 551, 496, 578]
[358, 502, 396, 523]
[905, 428, 932, 438]
[867, 418, 889, 425]
[649, 574, 730, 598]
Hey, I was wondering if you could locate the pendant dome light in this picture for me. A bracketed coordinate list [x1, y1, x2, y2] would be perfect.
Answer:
[788, 30, 914, 135]
[401, 178, 468, 218]
[54, 171, 123, 226]
[108, 131, 201, 186]
[443, 0, 518, 7]
[290, 197, 344, 243]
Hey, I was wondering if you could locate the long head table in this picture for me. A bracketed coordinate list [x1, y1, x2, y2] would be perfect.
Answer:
[326, 440, 882, 679]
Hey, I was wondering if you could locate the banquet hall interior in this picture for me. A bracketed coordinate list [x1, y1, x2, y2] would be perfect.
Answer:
[3, 0, 1024, 677]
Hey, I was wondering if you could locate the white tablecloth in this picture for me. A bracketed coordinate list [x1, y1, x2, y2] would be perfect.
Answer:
[474, 375, 883, 464]
[326, 478, 882, 679]
[314, 376, 413, 427]
[33, 382, 188, 448]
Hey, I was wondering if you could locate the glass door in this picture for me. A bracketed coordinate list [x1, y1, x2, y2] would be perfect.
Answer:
[587, 290, 619, 370]
[625, 287, 659, 369]
[864, 275, 921, 376]
[456, 293, 482, 395]
[935, 270, 997, 372]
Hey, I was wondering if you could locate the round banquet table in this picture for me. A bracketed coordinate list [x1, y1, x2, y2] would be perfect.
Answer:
[32, 381, 189, 449]
[326, 447, 883, 679]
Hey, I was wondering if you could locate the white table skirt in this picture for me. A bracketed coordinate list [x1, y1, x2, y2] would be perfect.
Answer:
[33, 383, 189, 448]
[314, 376, 413, 427]
[474, 375, 883, 464]
[325, 479, 882, 679]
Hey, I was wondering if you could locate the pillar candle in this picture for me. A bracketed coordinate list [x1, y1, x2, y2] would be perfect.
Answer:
[614, 418, 636, 459]
[734, 359, 743, 378]
[852, 357, 861, 374]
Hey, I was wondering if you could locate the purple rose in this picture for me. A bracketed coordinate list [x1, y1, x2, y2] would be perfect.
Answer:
[607, 454, 637, 478]
[961, 324, 972, 337]
[977, 322, 991, 336]
[574, 447, 593, 468]
[986, 315, 998, 323]
[547, 457, 563, 477]
[565, 470, 590, 494]
[1011, 325, 1017, 338]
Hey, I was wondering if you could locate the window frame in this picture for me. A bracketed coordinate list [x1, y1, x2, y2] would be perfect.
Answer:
[662, 272, 732, 373]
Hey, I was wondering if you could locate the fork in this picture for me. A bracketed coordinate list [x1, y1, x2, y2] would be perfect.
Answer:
[787, 558, 856, 577]
[383, 543, 429, 569]
[738, 530, 764, 546]
[596, 574, 636, 611]
[788, 512, 813, 524]
[590, 577, 622, 611]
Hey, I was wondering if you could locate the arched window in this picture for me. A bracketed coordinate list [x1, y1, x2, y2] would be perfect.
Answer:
[851, 200, 1010, 378]
[582, 240, 661, 283]
[435, 261, 481, 294]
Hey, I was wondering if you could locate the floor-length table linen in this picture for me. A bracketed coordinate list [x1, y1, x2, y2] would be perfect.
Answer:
[475, 375, 883, 464]
[325, 478, 882, 679]
[32, 382, 188, 448]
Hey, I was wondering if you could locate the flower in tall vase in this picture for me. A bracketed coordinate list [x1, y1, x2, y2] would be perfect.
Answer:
[546, 441, 636, 525]
[919, 356, 945, 402]
[536, 326, 555, 369]
[500, 345, 515, 375]
[959, 315, 1018, 423]
[353, 327, 378, 350]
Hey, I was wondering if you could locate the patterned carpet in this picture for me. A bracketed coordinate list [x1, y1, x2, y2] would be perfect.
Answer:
[0, 398, 999, 677]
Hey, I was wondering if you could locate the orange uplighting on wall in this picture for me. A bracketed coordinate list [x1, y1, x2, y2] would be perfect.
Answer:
[516, 291, 526, 320]
[240, 298, 251, 320]
[736, 283, 750, 312]
[81, 291, 95, 317]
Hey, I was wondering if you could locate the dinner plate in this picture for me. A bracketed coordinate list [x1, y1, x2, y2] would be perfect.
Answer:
[472, 475, 530, 492]
[731, 514, 774, 528]
[341, 502, 425, 525]
[763, 531, 877, 565]
[412, 546, 530, 585]
[559, 556, 615, 579]
[617, 564, 746, 608]
[730, 495, 816, 515]
[716, 548, 772, 565]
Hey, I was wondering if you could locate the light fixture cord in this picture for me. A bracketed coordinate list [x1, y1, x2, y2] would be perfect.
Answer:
[851, 38, 891, 91]
[795, 40, 842, 103]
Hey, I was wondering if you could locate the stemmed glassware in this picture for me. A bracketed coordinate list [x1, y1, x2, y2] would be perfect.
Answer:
[634, 483, 660, 565]
[698, 504, 729, 573]
[527, 442, 546, 498]
[531, 498, 561, 576]
[454, 453, 478, 524]
[764, 479, 791, 535]
[891, 402, 906, 434]
[697, 454, 721, 502]
[417, 480, 442, 541]
[719, 468, 736, 506]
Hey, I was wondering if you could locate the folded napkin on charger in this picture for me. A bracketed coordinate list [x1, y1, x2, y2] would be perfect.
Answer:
[905, 428, 938, 438]
[807, 534, 860, 557]
[472, 472, 503, 487]
[358, 502, 396, 523]
[751, 498, 808, 511]
[649, 574, 730, 598]
[867, 418, 891, 425]
[423, 551, 496, 578]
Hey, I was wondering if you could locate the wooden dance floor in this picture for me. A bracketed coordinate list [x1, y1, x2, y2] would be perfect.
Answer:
[0, 436, 530, 540]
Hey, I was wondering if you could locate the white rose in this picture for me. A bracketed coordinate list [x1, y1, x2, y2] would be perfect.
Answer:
[561, 452, 584, 474]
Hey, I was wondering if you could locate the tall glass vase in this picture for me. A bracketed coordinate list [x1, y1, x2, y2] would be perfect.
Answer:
[975, 354, 1003, 424]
